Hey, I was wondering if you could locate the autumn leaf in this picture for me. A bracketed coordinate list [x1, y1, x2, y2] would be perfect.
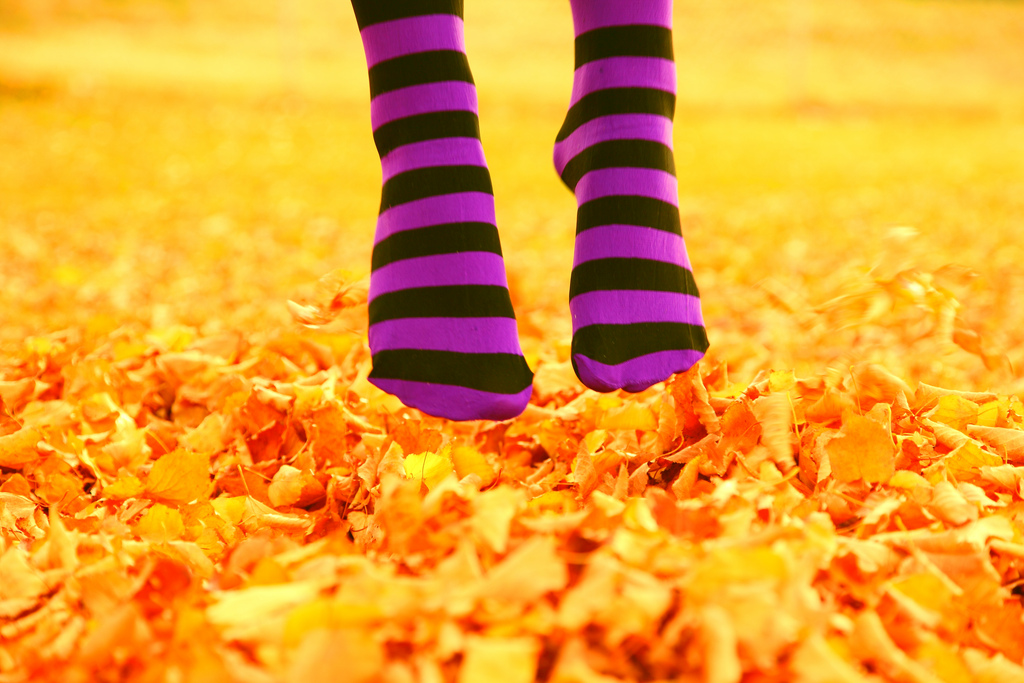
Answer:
[826, 412, 896, 484]
[135, 503, 186, 542]
[286, 628, 383, 683]
[287, 270, 369, 328]
[966, 425, 1024, 462]
[478, 535, 568, 603]
[460, 636, 540, 683]
[0, 427, 42, 469]
[451, 446, 497, 487]
[404, 444, 454, 490]
[144, 449, 212, 504]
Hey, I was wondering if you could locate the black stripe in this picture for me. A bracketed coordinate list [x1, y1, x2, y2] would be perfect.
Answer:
[560, 140, 675, 191]
[569, 258, 698, 299]
[373, 111, 480, 158]
[369, 349, 533, 394]
[573, 322, 709, 366]
[576, 196, 681, 235]
[556, 88, 674, 142]
[575, 25, 674, 67]
[372, 223, 502, 271]
[352, 0, 462, 30]
[380, 165, 492, 211]
[368, 50, 473, 99]
[369, 285, 515, 323]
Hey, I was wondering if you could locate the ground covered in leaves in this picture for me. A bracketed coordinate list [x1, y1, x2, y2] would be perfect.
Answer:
[4, 0, 1024, 681]
[5, 299, 1024, 683]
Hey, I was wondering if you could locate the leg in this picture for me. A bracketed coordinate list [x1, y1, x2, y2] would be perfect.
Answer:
[352, 0, 533, 420]
[555, 0, 709, 393]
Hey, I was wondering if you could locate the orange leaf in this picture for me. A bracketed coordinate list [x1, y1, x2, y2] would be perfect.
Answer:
[825, 412, 895, 484]
[0, 427, 42, 469]
[478, 535, 568, 603]
[144, 449, 212, 504]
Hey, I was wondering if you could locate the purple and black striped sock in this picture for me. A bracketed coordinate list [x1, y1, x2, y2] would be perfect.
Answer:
[555, 0, 709, 393]
[352, 0, 533, 421]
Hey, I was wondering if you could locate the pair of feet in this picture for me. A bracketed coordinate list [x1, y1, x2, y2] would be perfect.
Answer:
[351, 0, 708, 421]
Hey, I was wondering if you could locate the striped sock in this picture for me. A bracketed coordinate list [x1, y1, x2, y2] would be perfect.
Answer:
[352, 0, 533, 421]
[555, 1, 709, 393]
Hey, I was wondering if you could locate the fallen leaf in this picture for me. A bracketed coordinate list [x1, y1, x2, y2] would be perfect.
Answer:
[826, 412, 895, 484]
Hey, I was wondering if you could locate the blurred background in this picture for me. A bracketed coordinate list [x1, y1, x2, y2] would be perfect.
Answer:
[1, 0, 1023, 390]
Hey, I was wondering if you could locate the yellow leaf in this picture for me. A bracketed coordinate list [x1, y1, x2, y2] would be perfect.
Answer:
[283, 599, 383, 647]
[135, 503, 185, 542]
[452, 446, 497, 487]
[582, 429, 607, 453]
[976, 400, 1001, 428]
[526, 489, 578, 514]
[966, 425, 1024, 463]
[211, 495, 247, 525]
[597, 403, 657, 431]
[0, 427, 42, 469]
[826, 412, 895, 484]
[459, 636, 540, 683]
[945, 441, 1002, 480]
[144, 449, 211, 504]
[104, 475, 145, 501]
[929, 395, 979, 431]
[914, 639, 973, 683]
[890, 573, 954, 614]
[688, 547, 788, 595]
[404, 444, 454, 490]
[769, 369, 797, 393]
[888, 470, 930, 489]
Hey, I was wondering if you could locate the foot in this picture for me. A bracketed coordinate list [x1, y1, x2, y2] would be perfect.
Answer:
[354, 1, 533, 420]
[556, 2, 709, 393]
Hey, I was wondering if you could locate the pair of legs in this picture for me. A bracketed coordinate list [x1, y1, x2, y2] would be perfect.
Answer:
[352, 0, 708, 421]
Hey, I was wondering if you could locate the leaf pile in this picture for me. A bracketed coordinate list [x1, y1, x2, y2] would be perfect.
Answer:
[3, 320, 1024, 683]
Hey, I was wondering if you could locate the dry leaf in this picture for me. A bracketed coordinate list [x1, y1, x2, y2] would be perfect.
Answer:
[826, 412, 895, 484]
[144, 449, 212, 504]
[459, 636, 540, 683]
[478, 535, 568, 603]
[0, 427, 42, 469]
[966, 425, 1024, 462]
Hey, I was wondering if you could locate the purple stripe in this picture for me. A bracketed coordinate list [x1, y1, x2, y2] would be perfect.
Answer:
[573, 349, 704, 394]
[574, 168, 678, 206]
[570, 291, 702, 327]
[370, 317, 522, 354]
[573, 226, 690, 269]
[553, 114, 673, 174]
[381, 138, 486, 182]
[360, 15, 465, 68]
[370, 81, 478, 130]
[571, 4, 673, 36]
[570, 57, 675, 106]
[369, 377, 532, 421]
[375, 192, 494, 244]
[369, 252, 508, 298]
